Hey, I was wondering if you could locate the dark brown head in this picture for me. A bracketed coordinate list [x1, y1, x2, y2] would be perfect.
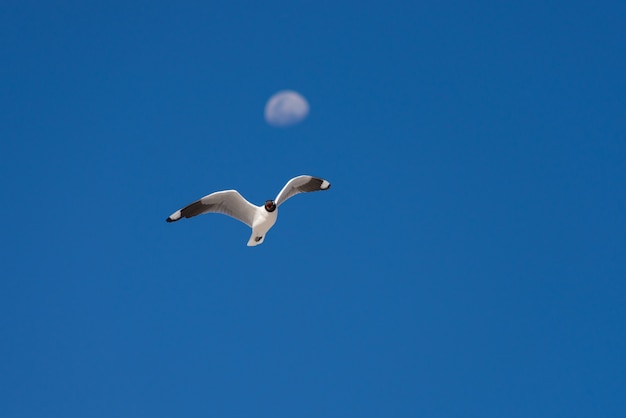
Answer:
[264, 200, 277, 212]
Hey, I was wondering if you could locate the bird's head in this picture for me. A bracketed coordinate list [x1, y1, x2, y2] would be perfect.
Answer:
[264, 200, 277, 212]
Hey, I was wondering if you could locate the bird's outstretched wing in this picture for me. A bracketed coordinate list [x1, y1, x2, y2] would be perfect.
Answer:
[274, 175, 331, 207]
[166, 190, 257, 227]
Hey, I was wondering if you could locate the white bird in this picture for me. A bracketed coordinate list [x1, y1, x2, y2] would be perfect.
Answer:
[166, 175, 331, 246]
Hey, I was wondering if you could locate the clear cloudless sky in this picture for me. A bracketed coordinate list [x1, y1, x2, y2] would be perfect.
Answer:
[2, 1, 625, 417]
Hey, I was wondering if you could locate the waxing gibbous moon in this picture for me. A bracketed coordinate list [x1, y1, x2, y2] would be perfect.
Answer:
[264, 90, 310, 127]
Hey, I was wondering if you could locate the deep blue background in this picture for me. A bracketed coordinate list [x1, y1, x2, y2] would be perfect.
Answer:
[2, 1, 625, 416]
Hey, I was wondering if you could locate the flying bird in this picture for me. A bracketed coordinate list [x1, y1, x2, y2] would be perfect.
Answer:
[166, 175, 331, 246]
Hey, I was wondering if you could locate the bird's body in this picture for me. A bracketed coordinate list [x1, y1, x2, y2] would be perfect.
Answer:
[166, 175, 330, 246]
[247, 203, 278, 246]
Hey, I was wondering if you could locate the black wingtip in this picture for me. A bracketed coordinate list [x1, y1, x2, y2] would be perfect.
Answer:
[166, 217, 174, 223]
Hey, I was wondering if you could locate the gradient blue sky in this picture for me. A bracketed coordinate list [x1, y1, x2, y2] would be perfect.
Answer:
[2, 1, 625, 417]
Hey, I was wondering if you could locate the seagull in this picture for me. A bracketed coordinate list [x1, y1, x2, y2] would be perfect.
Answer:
[166, 175, 331, 246]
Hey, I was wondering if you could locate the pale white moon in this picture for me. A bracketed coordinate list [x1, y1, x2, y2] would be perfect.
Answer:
[264, 90, 310, 127]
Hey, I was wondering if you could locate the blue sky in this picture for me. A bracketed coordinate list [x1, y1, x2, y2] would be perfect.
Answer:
[2, 1, 625, 417]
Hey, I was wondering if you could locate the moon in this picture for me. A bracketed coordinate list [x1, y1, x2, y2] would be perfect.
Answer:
[264, 90, 310, 127]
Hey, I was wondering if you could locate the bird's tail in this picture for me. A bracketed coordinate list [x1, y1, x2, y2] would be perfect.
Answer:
[247, 232, 265, 246]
